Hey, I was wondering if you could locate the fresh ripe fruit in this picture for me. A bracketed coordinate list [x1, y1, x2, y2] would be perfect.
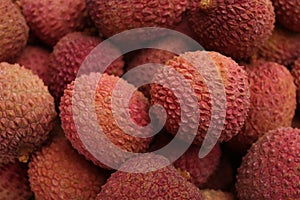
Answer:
[47, 32, 124, 105]
[201, 190, 235, 200]
[86, 0, 189, 39]
[0, 0, 29, 62]
[60, 73, 152, 169]
[0, 162, 32, 200]
[255, 27, 300, 67]
[16, 45, 50, 85]
[126, 36, 191, 97]
[150, 51, 250, 144]
[227, 61, 296, 154]
[173, 17, 198, 40]
[236, 127, 300, 200]
[291, 57, 300, 106]
[271, 0, 300, 32]
[20, 0, 86, 46]
[28, 127, 108, 200]
[96, 154, 204, 200]
[187, 0, 275, 60]
[202, 155, 235, 191]
[0, 62, 56, 164]
[174, 144, 221, 187]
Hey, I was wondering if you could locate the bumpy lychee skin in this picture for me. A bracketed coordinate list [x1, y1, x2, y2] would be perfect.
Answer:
[236, 127, 300, 200]
[60, 73, 152, 169]
[291, 57, 300, 106]
[16, 45, 50, 85]
[150, 51, 250, 144]
[20, 0, 86, 46]
[86, 0, 189, 38]
[174, 144, 221, 187]
[201, 190, 235, 200]
[0, 0, 29, 62]
[48, 32, 124, 105]
[0, 162, 32, 200]
[126, 36, 191, 97]
[0, 63, 56, 164]
[28, 129, 108, 200]
[256, 27, 300, 67]
[96, 154, 204, 200]
[272, 0, 300, 32]
[187, 0, 275, 60]
[227, 61, 296, 154]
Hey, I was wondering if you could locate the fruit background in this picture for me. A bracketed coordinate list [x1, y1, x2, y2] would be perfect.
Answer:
[0, 0, 299, 199]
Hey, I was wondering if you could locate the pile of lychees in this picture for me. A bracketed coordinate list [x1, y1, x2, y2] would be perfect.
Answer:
[0, 0, 299, 199]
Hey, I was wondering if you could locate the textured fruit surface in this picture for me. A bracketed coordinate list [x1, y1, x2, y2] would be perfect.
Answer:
[96, 154, 204, 199]
[228, 61, 296, 154]
[272, 0, 300, 32]
[86, 0, 189, 38]
[60, 73, 152, 169]
[47, 32, 124, 105]
[0, 162, 32, 200]
[256, 27, 300, 67]
[201, 155, 234, 191]
[0, 62, 56, 164]
[174, 144, 221, 187]
[150, 51, 250, 144]
[0, 0, 29, 62]
[28, 128, 108, 200]
[291, 57, 300, 106]
[16, 45, 50, 85]
[21, 0, 86, 46]
[236, 127, 300, 200]
[126, 36, 191, 97]
[201, 189, 235, 200]
[187, 0, 275, 60]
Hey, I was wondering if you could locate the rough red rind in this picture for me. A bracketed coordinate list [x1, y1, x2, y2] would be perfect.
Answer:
[187, 0, 275, 60]
[47, 32, 124, 105]
[16, 46, 50, 86]
[236, 127, 300, 200]
[96, 154, 204, 199]
[227, 61, 296, 154]
[291, 57, 300, 107]
[126, 36, 191, 97]
[59, 73, 152, 169]
[150, 51, 250, 144]
[28, 130, 108, 200]
[272, 0, 300, 32]
[201, 189, 236, 200]
[174, 144, 221, 187]
[0, 63, 56, 164]
[256, 27, 300, 67]
[0, 162, 32, 200]
[0, 0, 29, 62]
[86, 0, 189, 38]
[20, 0, 86, 46]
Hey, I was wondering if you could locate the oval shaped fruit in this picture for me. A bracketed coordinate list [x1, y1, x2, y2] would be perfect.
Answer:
[28, 127, 108, 200]
[21, 0, 86, 46]
[60, 73, 152, 169]
[187, 0, 275, 60]
[236, 127, 300, 200]
[150, 51, 250, 144]
[0, 62, 56, 164]
[0, 0, 29, 62]
[291, 57, 300, 106]
[227, 61, 296, 154]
